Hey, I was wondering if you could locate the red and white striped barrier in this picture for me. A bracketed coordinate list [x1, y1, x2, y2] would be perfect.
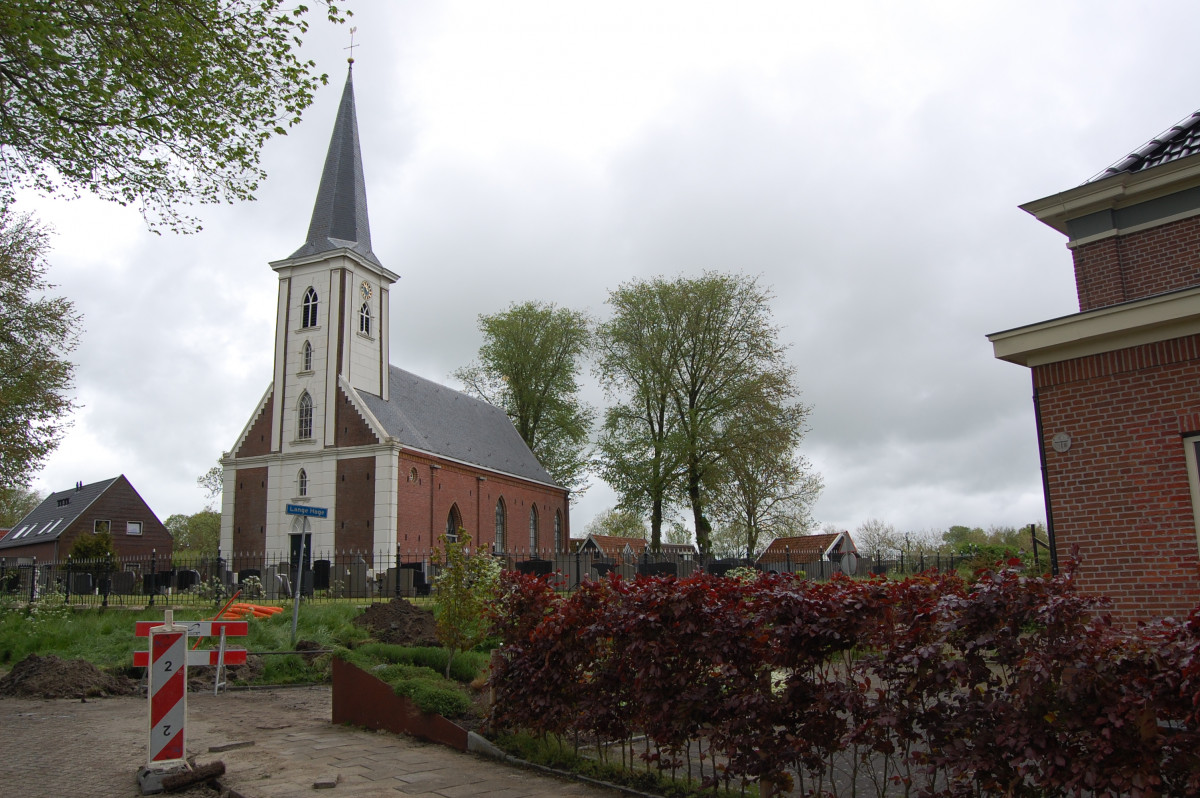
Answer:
[147, 617, 187, 765]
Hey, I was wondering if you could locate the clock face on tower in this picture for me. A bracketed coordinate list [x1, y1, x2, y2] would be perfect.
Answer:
[359, 280, 373, 302]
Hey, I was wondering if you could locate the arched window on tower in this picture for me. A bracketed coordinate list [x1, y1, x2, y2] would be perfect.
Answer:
[446, 504, 462, 543]
[554, 510, 563, 552]
[297, 392, 313, 440]
[529, 505, 539, 554]
[302, 287, 318, 328]
[301, 340, 312, 372]
[494, 498, 507, 552]
[298, 469, 308, 497]
[359, 303, 371, 336]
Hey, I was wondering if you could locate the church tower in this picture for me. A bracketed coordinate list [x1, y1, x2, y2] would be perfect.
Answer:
[269, 66, 398, 452]
[220, 65, 570, 586]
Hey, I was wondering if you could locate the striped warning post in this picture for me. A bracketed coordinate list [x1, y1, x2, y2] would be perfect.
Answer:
[148, 627, 187, 765]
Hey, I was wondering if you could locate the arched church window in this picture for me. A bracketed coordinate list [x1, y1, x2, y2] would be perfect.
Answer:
[495, 498, 507, 552]
[446, 504, 462, 543]
[302, 287, 318, 328]
[297, 392, 313, 440]
[301, 340, 312, 372]
[359, 303, 371, 335]
[298, 469, 308, 497]
[554, 510, 563, 552]
[529, 506, 539, 553]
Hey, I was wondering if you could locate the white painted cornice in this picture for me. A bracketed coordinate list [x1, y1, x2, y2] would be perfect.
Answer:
[988, 286, 1200, 367]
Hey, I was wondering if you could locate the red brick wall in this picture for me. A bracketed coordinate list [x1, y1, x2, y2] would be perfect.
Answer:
[232, 466, 268, 569]
[235, 393, 274, 458]
[394, 454, 569, 559]
[336, 456, 375, 559]
[335, 388, 378, 446]
[1034, 334, 1200, 622]
[1072, 215, 1200, 311]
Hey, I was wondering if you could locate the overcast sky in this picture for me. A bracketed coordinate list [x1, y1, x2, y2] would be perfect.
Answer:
[17, 1, 1200, 539]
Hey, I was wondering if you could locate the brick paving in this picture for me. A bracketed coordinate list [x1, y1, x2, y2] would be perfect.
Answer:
[0, 686, 624, 798]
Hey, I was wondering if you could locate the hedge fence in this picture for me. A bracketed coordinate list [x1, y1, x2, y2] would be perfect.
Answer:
[486, 566, 1200, 797]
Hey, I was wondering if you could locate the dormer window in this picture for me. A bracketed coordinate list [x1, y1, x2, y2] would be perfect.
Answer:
[359, 303, 371, 336]
[302, 287, 319, 328]
[298, 392, 313, 440]
[301, 340, 313, 372]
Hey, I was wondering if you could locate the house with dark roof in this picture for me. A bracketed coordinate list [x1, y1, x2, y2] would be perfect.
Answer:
[220, 67, 569, 571]
[0, 476, 172, 562]
[989, 109, 1200, 622]
[576, 534, 698, 561]
[756, 532, 857, 575]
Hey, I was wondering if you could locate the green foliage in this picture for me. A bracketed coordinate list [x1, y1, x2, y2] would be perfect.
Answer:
[583, 507, 648, 540]
[351, 642, 488, 683]
[433, 531, 500, 678]
[454, 300, 594, 495]
[69, 528, 114, 560]
[164, 510, 220, 555]
[0, 0, 348, 231]
[0, 601, 369, 679]
[0, 210, 80, 488]
[196, 464, 223, 509]
[0, 484, 41, 527]
[335, 646, 480, 717]
[596, 272, 811, 555]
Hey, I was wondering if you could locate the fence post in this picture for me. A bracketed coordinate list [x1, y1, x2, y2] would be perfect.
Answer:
[64, 555, 73, 603]
[149, 549, 156, 607]
[29, 557, 37, 603]
[785, 546, 791, 574]
[101, 552, 112, 608]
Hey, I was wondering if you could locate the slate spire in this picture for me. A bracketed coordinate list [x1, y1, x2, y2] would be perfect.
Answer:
[289, 66, 381, 267]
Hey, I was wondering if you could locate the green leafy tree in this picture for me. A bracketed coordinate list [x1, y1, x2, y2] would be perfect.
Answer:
[164, 510, 220, 556]
[69, 527, 114, 560]
[197, 464, 223, 510]
[0, 484, 42, 527]
[0, 211, 80, 488]
[708, 398, 822, 559]
[583, 507, 648, 540]
[455, 301, 594, 497]
[433, 531, 501, 679]
[596, 273, 803, 555]
[0, 0, 347, 231]
[855, 518, 898, 558]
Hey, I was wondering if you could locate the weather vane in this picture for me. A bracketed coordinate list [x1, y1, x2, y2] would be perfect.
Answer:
[346, 26, 358, 65]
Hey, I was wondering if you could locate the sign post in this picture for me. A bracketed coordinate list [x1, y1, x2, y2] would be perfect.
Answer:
[285, 505, 326, 645]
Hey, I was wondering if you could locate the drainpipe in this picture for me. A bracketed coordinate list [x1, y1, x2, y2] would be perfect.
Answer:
[1031, 379, 1059, 576]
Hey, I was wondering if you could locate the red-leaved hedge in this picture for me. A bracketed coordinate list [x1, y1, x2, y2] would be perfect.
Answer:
[487, 567, 1200, 797]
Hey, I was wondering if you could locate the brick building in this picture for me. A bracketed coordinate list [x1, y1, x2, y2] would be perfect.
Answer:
[219, 68, 569, 571]
[989, 110, 1200, 621]
[0, 475, 172, 562]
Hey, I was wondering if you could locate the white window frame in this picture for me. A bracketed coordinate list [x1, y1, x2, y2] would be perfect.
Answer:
[359, 303, 372, 337]
[298, 468, 308, 497]
[1181, 435, 1200, 561]
[302, 287, 319, 329]
[94, 519, 110, 536]
[298, 392, 314, 440]
[300, 340, 313, 373]
[126, 521, 143, 536]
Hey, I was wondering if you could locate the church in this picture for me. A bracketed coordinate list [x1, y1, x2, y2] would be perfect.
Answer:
[218, 68, 570, 574]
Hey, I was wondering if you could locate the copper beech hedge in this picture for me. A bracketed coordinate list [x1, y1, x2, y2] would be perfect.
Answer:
[486, 566, 1200, 797]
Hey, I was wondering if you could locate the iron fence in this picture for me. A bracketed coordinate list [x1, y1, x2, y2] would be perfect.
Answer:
[0, 546, 965, 608]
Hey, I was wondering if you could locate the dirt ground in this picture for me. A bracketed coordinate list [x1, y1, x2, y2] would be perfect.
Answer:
[351, 598, 439, 646]
[0, 653, 138, 698]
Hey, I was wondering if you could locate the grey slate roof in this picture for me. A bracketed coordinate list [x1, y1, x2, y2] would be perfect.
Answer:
[289, 67, 381, 267]
[1087, 110, 1200, 184]
[359, 366, 559, 488]
[0, 477, 119, 550]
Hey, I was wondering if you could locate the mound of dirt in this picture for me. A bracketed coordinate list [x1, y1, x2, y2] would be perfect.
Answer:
[353, 599, 439, 646]
[0, 653, 138, 699]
